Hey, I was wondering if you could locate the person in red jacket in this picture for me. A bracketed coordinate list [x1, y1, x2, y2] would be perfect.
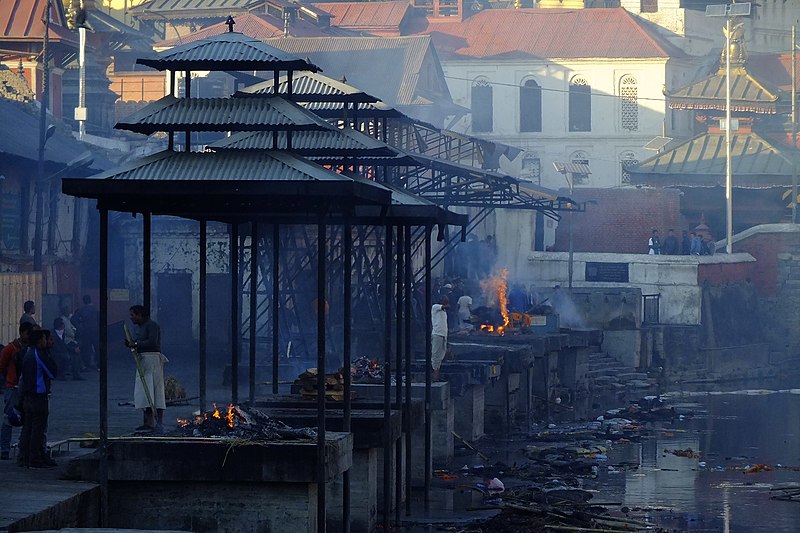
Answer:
[0, 322, 35, 460]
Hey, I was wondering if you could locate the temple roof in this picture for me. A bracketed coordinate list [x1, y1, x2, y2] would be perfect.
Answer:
[628, 130, 798, 188]
[668, 67, 783, 115]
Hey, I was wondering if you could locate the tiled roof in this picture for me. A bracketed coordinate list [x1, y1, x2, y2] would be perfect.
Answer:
[140, 31, 318, 72]
[746, 53, 800, 93]
[668, 67, 782, 114]
[0, 0, 76, 44]
[130, 0, 260, 17]
[115, 95, 335, 133]
[154, 12, 352, 47]
[264, 35, 437, 107]
[628, 131, 797, 188]
[312, 1, 411, 36]
[410, 7, 685, 60]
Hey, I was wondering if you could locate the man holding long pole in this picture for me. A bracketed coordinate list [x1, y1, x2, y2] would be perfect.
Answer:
[125, 305, 167, 432]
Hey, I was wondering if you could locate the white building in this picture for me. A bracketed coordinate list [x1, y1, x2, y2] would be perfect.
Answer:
[414, 7, 698, 192]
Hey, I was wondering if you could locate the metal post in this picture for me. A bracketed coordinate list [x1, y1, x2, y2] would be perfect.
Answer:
[272, 224, 280, 395]
[78, 25, 86, 140]
[199, 221, 207, 411]
[342, 222, 352, 533]
[249, 222, 258, 404]
[231, 223, 239, 404]
[382, 225, 393, 530]
[792, 24, 797, 224]
[424, 225, 432, 511]
[403, 224, 412, 517]
[567, 175, 574, 290]
[143, 213, 151, 313]
[33, 0, 51, 270]
[725, 16, 733, 254]
[394, 227, 403, 524]
[316, 222, 327, 533]
[99, 206, 108, 527]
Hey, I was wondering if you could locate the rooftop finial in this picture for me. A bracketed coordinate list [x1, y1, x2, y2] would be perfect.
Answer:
[225, 15, 235, 32]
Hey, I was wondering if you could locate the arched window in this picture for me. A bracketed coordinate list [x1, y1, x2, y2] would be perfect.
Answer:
[569, 76, 591, 132]
[520, 79, 542, 132]
[620, 76, 638, 131]
[620, 150, 639, 184]
[522, 152, 541, 184]
[569, 150, 590, 185]
[471, 77, 493, 133]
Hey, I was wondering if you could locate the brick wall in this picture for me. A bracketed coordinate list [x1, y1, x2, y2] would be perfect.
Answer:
[734, 228, 800, 296]
[697, 261, 753, 286]
[553, 187, 682, 254]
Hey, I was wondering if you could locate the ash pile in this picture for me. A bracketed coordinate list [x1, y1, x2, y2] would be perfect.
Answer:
[351, 356, 385, 383]
[176, 404, 316, 441]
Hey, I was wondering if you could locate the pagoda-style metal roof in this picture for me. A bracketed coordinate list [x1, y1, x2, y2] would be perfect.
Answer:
[351, 176, 468, 226]
[62, 149, 391, 219]
[239, 72, 402, 118]
[137, 31, 319, 72]
[208, 128, 419, 166]
[116, 95, 335, 134]
[668, 67, 782, 115]
[210, 127, 393, 153]
[628, 130, 798, 188]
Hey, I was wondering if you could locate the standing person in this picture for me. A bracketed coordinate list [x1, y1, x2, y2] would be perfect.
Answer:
[691, 232, 703, 255]
[431, 296, 449, 381]
[508, 284, 528, 313]
[648, 230, 661, 255]
[125, 305, 167, 432]
[457, 291, 473, 332]
[703, 234, 716, 255]
[681, 230, 692, 255]
[662, 229, 679, 255]
[19, 301, 37, 327]
[72, 295, 99, 370]
[52, 318, 83, 381]
[0, 322, 34, 460]
[17, 328, 57, 468]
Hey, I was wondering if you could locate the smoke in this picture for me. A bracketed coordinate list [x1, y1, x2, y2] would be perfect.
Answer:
[551, 287, 586, 329]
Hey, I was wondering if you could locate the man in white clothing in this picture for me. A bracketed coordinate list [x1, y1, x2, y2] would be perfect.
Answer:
[457, 294, 473, 332]
[431, 296, 449, 381]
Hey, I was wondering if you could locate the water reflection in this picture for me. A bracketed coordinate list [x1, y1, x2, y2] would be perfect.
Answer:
[603, 389, 800, 531]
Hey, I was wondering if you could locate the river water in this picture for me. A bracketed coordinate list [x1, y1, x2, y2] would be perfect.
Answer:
[600, 387, 800, 532]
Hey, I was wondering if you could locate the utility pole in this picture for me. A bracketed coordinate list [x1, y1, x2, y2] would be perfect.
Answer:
[34, 0, 51, 271]
[792, 24, 797, 224]
[725, 16, 733, 253]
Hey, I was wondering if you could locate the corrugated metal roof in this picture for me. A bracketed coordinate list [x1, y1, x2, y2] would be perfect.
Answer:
[131, 0, 259, 15]
[0, 0, 76, 44]
[208, 127, 398, 155]
[554, 162, 592, 175]
[89, 149, 373, 183]
[238, 71, 402, 116]
[264, 35, 434, 106]
[668, 67, 782, 114]
[138, 31, 318, 72]
[629, 131, 797, 188]
[115, 95, 335, 134]
[312, 1, 410, 34]
[411, 7, 685, 60]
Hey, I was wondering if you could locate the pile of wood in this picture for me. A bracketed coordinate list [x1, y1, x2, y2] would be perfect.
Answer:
[176, 404, 316, 441]
[294, 368, 352, 401]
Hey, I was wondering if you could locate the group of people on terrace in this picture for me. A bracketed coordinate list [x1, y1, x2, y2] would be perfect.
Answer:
[648, 229, 716, 256]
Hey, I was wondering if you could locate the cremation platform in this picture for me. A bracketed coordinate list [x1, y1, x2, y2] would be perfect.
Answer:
[66, 435, 352, 533]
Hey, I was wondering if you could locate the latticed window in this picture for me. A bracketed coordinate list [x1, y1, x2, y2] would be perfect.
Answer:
[620, 76, 638, 131]
[471, 78, 493, 133]
[620, 151, 639, 184]
[520, 79, 542, 133]
[522, 153, 541, 184]
[569, 76, 591, 132]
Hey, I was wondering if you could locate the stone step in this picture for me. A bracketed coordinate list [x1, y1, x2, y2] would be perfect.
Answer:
[588, 360, 623, 371]
[592, 375, 619, 385]
[585, 368, 621, 379]
[626, 379, 657, 389]
[617, 372, 650, 382]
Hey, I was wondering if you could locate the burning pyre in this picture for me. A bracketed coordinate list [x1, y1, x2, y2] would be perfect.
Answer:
[176, 404, 316, 441]
[479, 269, 510, 334]
[351, 356, 384, 383]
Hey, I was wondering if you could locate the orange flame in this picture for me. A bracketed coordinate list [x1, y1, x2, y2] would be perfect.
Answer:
[176, 418, 191, 427]
[480, 269, 510, 335]
[212, 403, 221, 420]
[226, 404, 235, 428]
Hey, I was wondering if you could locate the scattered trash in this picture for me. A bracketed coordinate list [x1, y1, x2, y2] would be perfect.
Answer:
[667, 448, 701, 459]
